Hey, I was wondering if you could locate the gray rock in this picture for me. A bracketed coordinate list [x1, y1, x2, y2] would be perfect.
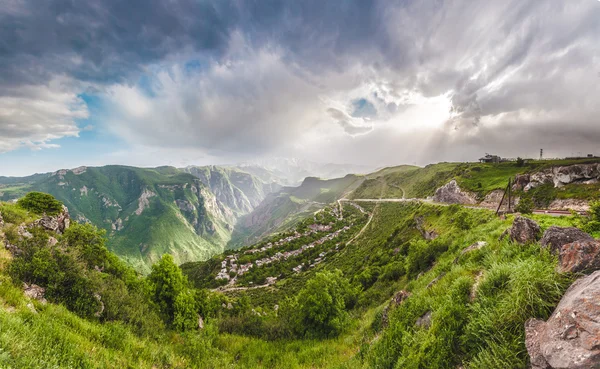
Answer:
[433, 180, 477, 205]
[510, 216, 541, 244]
[559, 240, 600, 274]
[23, 283, 47, 304]
[541, 226, 594, 254]
[416, 311, 432, 329]
[34, 205, 71, 234]
[525, 271, 600, 369]
[454, 241, 488, 264]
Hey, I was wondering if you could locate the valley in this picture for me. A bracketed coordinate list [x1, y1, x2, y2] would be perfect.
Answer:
[2, 158, 600, 368]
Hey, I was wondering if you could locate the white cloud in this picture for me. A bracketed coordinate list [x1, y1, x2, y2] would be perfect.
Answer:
[0, 77, 88, 152]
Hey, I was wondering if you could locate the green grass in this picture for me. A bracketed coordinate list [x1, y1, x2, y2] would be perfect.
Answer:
[351, 158, 600, 201]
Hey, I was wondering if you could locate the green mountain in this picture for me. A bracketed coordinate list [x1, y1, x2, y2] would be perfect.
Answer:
[229, 174, 364, 247]
[30, 165, 234, 273]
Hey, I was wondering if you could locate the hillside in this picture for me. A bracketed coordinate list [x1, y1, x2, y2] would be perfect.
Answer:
[228, 174, 364, 248]
[183, 196, 600, 368]
[3, 177, 600, 368]
[351, 159, 600, 208]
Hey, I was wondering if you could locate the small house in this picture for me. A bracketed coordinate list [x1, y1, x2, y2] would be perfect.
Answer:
[479, 154, 501, 164]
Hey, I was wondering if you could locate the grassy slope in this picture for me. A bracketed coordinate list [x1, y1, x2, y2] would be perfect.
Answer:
[206, 200, 581, 368]
[0, 194, 591, 368]
[32, 166, 228, 274]
[351, 158, 600, 200]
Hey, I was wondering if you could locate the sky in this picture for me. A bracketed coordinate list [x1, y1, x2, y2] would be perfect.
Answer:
[1, 0, 600, 176]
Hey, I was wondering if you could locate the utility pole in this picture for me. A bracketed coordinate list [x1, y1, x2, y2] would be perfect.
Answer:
[507, 178, 512, 212]
[540, 149, 543, 161]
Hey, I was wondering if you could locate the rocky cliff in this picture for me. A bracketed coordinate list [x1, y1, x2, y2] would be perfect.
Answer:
[514, 163, 600, 191]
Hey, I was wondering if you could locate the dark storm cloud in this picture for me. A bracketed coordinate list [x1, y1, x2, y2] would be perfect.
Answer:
[1, 0, 600, 163]
[0, 0, 238, 87]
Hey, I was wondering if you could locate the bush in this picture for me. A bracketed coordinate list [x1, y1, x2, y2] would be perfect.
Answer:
[516, 157, 525, 167]
[287, 270, 357, 338]
[515, 196, 534, 214]
[173, 290, 199, 331]
[17, 192, 63, 216]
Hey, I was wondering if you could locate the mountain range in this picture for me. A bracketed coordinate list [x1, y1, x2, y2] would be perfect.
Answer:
[0, 161, 370, 273]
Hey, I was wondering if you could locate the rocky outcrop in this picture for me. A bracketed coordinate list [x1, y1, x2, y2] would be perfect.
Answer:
[541, 227, 594, 254]
[23, 283, 47, 304]
[525, 271, 600, 369]
[559, 240, 600, 274]
[135, 189, 156, 215]
[175, 199, 195, 213]
[34, 205, 70, 234]
[433, 180, 477, 205]
[382, 290, 411, 328]
[549, 199, 591, 212]
[509, 216, 541, 244]
[415, 216, 439, 240]
[479, 190, 505, 209]
[514, 164, 600, 192]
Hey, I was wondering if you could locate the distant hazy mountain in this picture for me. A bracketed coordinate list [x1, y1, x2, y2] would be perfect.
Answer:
[236, 158, 378, 186]
[229, 174, 364, 248]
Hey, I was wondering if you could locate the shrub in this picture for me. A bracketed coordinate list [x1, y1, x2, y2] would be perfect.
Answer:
[173, 290, 199, 331]
[515, 196, 534, 214]
[287, 270, 356, 338]
[516, 157, 525, 167]
[17, 192, 63, 216]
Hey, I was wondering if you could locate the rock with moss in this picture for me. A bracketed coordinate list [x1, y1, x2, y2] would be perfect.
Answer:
[433, 180, 477, 205]
[525, 271, 600, 369]
[509, 216, 541, 244]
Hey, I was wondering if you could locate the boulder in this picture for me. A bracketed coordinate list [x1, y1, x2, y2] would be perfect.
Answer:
[525, 271, 600, 369]
[34, 205, 70, 234]
[23, 283, 47, 304]
[541, 227, 594, 254]
[559, 240, 600, 274]
[433, 180, 477, 205]
[513, 174, 531, 191]
[510, 216, 541, 244]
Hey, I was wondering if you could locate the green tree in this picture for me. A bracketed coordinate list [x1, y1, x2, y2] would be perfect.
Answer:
[516, 196, 534, 214]
[173, 289, 199, 331]
[289, 270, 356, 338]
[17, 192, 63, 216]
[148, 254, 187, 324]
[516, 157, 525, 167]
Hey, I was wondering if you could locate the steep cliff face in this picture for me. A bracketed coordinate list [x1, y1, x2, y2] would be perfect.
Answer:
[183, 166, 281, 216]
